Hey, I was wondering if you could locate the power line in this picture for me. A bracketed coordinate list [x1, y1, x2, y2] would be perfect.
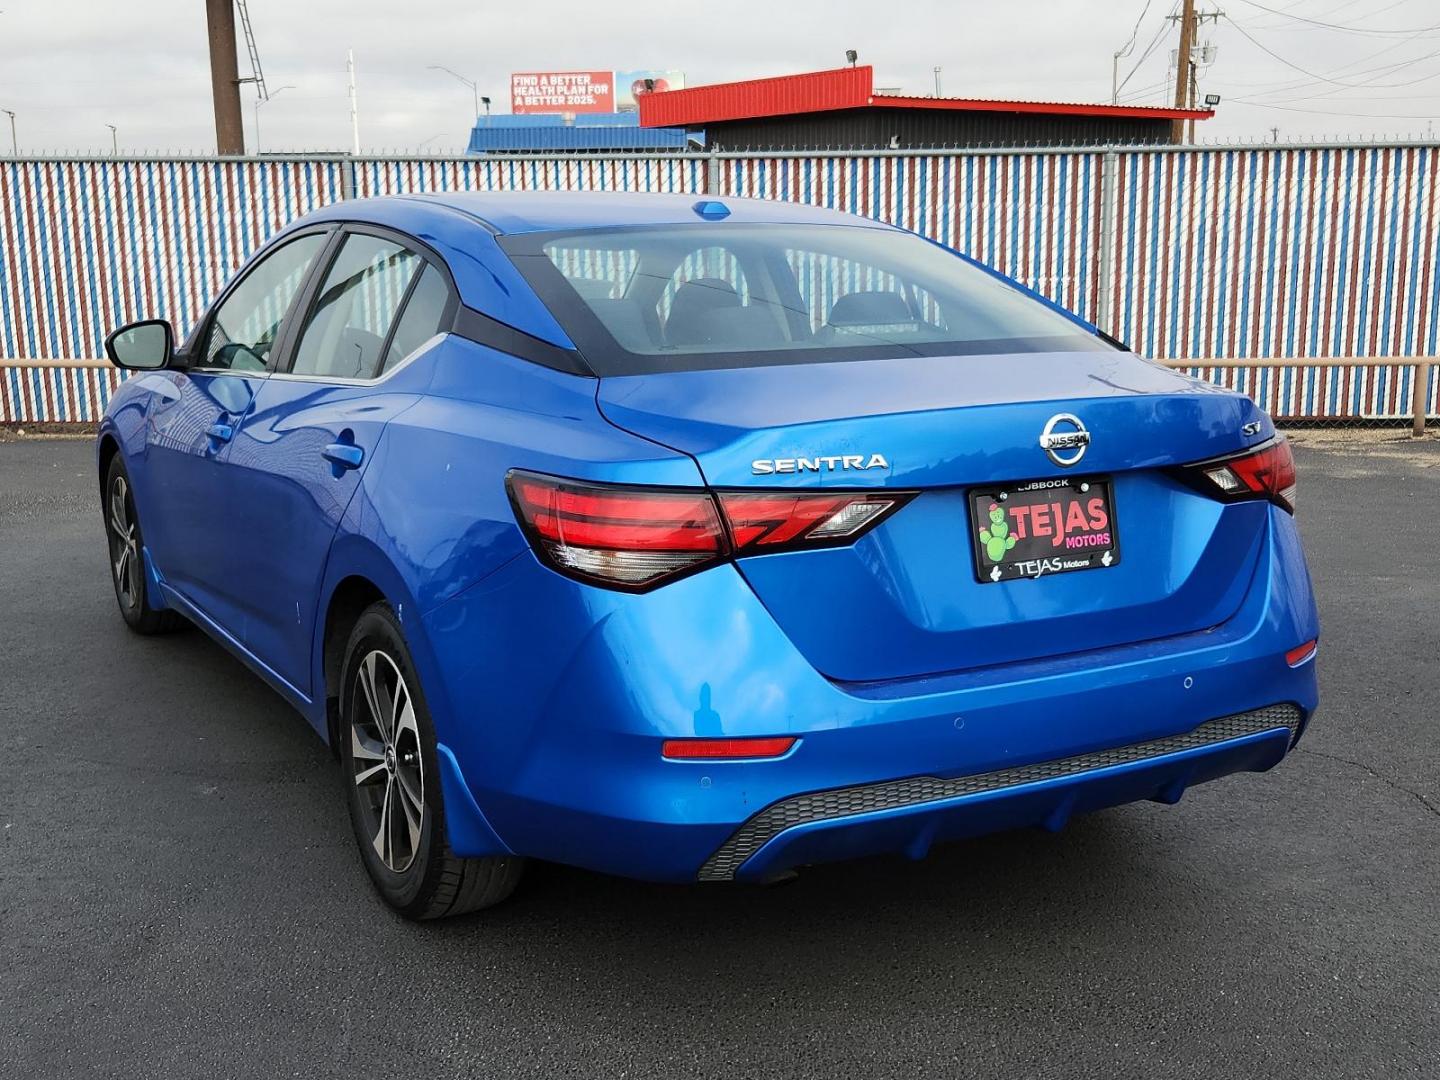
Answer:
[1117, 77, 1173, 103]
[1218, 20, 1437, 93]
[1115, 0, 1180, 97]
[1233, 47, 1440, 101]
[1225, 13, 1440, 88]
[1232, 59, 1440, 107]
[1231, 0, 1440, 35]
[1227, 98, 1440, 117]
[1255, 89, 1440, 103]
[1245, 0, 1425, 33]
[1116, 0, 1158, 58]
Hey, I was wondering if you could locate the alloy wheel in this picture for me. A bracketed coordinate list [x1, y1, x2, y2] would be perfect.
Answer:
[350, 650, 425, 873]
[107, 474, 140, 609]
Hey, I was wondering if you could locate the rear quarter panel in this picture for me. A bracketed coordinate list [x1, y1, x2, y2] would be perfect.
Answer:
[310, 336, 703, 744]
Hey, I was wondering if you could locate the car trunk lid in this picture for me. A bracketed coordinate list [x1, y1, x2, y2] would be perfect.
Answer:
[597, 351, 1274, 682]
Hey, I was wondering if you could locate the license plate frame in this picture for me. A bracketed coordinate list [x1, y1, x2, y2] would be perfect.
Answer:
[967, 476, 1121, 584]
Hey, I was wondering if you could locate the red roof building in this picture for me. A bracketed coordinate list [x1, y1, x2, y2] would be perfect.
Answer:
[638, 66, 1212, 150]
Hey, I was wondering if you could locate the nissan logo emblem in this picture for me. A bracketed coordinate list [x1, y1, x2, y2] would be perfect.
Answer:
[1038, 413, 1090, 467]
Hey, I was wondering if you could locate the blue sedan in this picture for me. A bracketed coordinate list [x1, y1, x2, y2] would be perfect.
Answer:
[97, 192, 1319, 918]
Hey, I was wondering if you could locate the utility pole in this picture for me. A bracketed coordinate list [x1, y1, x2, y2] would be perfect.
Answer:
[933, 66, 942, 97]
[347, 50, 360, 156]
[1170, 0, 1197, 144]
[1168, 3, 1223, 144]
[205, 0, 246, 154]
[1187, 53, 1199, 142]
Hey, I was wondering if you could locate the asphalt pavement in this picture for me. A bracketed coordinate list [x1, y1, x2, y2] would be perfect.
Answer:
[1, 433, 1436, 1080]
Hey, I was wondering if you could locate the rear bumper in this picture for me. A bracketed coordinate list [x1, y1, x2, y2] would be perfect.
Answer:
[422, 507, 1318, 883]
[705, 705, 1298, 882]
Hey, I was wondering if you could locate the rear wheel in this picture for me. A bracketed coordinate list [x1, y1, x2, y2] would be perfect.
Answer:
[340, 602, 524, 919]
[103, 456, 183, 635]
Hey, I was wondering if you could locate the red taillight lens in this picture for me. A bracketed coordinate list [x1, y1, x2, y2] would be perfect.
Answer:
[508, 471, 729, 590]
[509, 471, 913, 591]
[717, 491, 913, 553]
[661, 736, 796, 760]
[1187, 436, 1298, 513]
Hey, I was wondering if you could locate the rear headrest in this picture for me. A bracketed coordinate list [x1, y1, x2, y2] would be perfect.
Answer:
[827, 290, 915, 329]
[666, 278, 741, 346]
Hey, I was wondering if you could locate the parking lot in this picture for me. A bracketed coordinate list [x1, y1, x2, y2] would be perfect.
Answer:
[1, 433, 1436, 1079]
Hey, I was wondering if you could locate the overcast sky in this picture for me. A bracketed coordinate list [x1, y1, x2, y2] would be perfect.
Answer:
[1, 0, 1437, 155]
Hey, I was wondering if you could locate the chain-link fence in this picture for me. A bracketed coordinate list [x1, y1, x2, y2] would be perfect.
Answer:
[2, 143, 1437, 427]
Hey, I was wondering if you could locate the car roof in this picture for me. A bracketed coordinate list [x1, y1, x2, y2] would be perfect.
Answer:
[301, 190, 895, 236]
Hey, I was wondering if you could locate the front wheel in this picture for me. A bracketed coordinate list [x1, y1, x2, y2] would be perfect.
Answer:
[340, 603, 524, 919]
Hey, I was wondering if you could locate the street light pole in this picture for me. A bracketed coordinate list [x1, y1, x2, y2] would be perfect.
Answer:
[254, 84, 295, 155]
[2, 109, 15, 155]
[428, 64, 480, 121]
[106, 124, 117, 156]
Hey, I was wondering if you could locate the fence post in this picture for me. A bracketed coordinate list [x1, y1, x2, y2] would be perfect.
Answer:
[1412, 360, 1429, 437]
[1094, 149, 1119, 333]
[705, 150, 721, 196]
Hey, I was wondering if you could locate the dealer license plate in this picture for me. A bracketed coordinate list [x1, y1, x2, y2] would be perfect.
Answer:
[968, 477, 1120, 584]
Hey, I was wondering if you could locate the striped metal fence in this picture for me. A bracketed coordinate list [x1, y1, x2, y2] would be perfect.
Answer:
[2, 143, 1437, 426]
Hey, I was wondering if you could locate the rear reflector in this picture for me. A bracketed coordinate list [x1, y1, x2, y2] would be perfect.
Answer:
[508, 470, 913, 591]
[661, 736, 796, 760]
[1285, 639, 1318, 667]
[1180, 436, 1297, 514]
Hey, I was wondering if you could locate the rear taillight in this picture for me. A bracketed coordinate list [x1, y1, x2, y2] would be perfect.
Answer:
[717, 491, 912, 554]
[1178, 436, 1297, 514]
[507, 472, 728, 590]
[507, 470, 912, 591]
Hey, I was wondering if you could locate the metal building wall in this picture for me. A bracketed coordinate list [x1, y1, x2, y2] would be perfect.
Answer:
[705, 110, 1173, 151]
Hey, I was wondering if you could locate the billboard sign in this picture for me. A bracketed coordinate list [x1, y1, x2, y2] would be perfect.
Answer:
[510, 72, 615, 115]
[615, 69, 686, 111]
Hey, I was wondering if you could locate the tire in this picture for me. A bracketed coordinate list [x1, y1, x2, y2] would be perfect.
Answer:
[339, 602, 524, 919]
[103, 455, 184, 635]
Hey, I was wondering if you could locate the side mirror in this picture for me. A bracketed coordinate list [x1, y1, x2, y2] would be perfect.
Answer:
[105, 319, 175, 371]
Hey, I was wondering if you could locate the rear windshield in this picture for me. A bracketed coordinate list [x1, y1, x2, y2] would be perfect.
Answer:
[498, 223, 1110, 375]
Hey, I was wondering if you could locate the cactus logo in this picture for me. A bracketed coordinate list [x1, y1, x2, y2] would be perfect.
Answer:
[978, 502, 1017, 563]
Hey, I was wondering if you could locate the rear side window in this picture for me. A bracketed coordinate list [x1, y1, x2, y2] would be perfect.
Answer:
[381, 264, 451, 374]
[501, 223, 1109, 375]
[291, 235, 420, 378]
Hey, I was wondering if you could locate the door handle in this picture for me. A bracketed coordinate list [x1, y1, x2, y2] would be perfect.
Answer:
[322, 443, 365, 471]
[206, 422, 234, 445]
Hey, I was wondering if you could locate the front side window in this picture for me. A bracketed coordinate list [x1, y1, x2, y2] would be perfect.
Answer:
[200, 233, 328, 371]
[290, 234, 422, 379]
[501, 223, 1109, 375]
